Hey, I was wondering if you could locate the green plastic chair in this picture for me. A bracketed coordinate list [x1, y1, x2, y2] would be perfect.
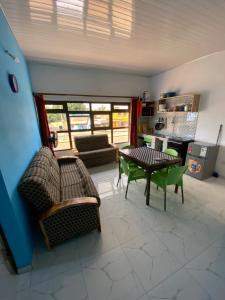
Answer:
[150, 165, 188, 211]
[155, 148, 179, 189]
[164, 148, 178, 157]
[120, 144, 136, 168]
[117, 156, 146, 198]
[144, 136, 153, 143]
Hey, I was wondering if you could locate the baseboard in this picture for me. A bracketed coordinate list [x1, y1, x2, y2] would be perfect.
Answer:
[17, 265, 32, 274]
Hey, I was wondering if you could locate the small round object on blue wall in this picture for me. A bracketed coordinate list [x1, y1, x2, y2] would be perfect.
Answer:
[8, 73, 19, 93]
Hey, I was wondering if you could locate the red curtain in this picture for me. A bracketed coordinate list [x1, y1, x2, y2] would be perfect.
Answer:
[34, 94, 53, 152]
[130, 97, 141, 147]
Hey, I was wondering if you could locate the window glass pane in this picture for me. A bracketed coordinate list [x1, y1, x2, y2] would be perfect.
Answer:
[94, 130, 111, 143]
[113, 112, 129, 128]
[45, 104, 63, 110]
[47, 113, 68, 131]
[69, 113, 91, 130]
[71, 131, 92, 149]
[113, 104, 129, 110]
[55, 132, 70, 150]
[113, 128, 129, 143]
[91, 103, 111, 111]
[67, 103, 90, 111]
[94, 114, 110, 128]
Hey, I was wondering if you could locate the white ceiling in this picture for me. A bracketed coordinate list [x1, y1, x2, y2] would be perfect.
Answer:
[1, 0, 225, 75]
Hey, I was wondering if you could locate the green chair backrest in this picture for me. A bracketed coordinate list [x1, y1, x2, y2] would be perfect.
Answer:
[144, 136, 153, 143]
[166, 165, 188, 185]
[164, 148, 178, 157]
[120, 156, 130, 176]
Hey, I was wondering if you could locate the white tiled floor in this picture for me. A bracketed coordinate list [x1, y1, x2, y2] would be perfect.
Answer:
[1, 163, 225, 300]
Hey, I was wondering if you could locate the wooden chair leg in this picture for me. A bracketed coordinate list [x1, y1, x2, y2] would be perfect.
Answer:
[97, 208, 101, 232]
[164, 188, 167, 211]
[125, 181, 130, 199]
[174, 184, 178, 193]
[181, 185, 184, 204]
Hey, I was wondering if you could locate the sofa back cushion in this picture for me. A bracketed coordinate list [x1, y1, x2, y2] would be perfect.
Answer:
[74, 134, 109, 152]
[18, 147, 60, 214]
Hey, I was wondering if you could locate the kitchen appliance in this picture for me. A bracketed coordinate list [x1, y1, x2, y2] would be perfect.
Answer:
[167, 137, 194, 165]
[155, 117, 167, 130]
[185, 142, 219, 180]
[141, 134, 168, 152]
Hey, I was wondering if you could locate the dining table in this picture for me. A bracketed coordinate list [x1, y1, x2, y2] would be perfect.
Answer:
[119, 147, 182, 206]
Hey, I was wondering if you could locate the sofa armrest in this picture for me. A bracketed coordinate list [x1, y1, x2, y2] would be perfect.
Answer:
[39, 197, 98, 221]
[39, 197, 100, 249]
[110, 143, 118, 149]
[57, 156, 78, 165]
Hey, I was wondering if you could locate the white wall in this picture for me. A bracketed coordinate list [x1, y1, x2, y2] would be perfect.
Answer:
[28, 61, 148, 98]
[148, 51, 225, 177]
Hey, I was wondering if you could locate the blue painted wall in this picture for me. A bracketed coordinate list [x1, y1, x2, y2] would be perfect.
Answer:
[0, 9, 41, 269]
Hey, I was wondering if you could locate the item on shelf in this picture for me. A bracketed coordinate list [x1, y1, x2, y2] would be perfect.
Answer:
[166, 91, 177, 97]
[159, 103, 166, 111]
[155, 117, 166, 130]
[160, 92, 164, 99]
[184, 104, 189, 112]
[142, 91, 150, 102]
[142, 123, 148, 134]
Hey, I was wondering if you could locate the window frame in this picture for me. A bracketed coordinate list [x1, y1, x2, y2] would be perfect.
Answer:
[45, 100, 130, 151]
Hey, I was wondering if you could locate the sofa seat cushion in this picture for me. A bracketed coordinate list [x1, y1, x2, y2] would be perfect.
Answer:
[60, 158, 100, 205]
[61, 183, 86, 200]
[61, 171, 83, 188]
[60, 162, 79, 174]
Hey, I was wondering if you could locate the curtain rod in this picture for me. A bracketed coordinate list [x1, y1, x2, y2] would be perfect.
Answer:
[33, 92, 134, 99]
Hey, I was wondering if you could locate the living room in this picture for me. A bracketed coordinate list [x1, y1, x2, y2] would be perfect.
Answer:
[0, 1, 225, 300]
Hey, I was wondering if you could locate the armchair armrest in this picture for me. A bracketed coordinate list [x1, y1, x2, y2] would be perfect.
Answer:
[39, 197, 100, 249]
[39, 197, 98, 221]
[57, 156, 78, 165]
[110, 143, 118, 149]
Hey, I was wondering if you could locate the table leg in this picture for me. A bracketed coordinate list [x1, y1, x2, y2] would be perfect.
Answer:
[146, 173, 151, 206]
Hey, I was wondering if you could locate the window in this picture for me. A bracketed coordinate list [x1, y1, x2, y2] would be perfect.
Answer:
[113, 112, 129, 128]
[47, 113, 68, 131]
[113, 104, 129, 110]
[45, 104, 63, 110]
[93, 114, 110, 128]
[69, 113, 91, 130]
[45, 101, 130, 150]
[56, 132, 70, 150]
[113, 128, 129, 143]
[91, 103, 110, 111]
[67, 102, 89, 111]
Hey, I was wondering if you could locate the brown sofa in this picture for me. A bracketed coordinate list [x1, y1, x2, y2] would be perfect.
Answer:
[74, 134, 117, 168]
[18, 147, 101, 249]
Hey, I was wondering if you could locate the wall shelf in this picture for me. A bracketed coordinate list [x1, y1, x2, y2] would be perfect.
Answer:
[156, 94, 200, 113]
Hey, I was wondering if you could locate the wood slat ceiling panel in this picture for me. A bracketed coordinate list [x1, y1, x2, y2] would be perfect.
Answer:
[1, 0, 225, 75]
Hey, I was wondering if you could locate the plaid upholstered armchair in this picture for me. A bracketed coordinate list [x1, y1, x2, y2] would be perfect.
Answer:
[18, 147, 101, 249]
